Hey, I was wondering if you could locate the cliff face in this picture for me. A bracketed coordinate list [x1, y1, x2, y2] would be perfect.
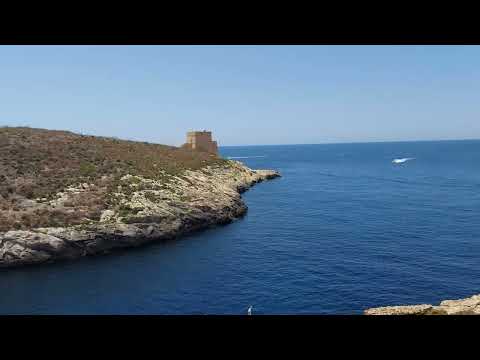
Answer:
[0, 127, 280, 268]
[365, 293, 480, 315]
[0, 129, 280, 268]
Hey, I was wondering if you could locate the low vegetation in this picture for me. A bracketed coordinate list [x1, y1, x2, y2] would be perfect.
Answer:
[0, 127, 227, 232]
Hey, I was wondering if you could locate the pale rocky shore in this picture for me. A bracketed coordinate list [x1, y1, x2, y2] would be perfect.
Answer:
[0, 161, 280, 268]
[365, 293, 480, 315]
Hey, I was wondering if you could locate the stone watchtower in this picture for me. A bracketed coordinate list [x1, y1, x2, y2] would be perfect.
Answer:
[181, 130, 218, 155]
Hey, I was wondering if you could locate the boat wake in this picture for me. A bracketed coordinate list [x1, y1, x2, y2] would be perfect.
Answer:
[392, 157, 415, 164]
[227, 156, 267, 159]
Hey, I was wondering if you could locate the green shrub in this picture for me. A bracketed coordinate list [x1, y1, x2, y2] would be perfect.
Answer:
[79, 162, 96, 177]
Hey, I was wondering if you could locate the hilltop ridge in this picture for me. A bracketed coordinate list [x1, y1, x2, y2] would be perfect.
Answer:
[0, 127, 224, 232]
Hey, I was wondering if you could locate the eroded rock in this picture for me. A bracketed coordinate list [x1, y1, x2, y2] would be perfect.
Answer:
[364, 304, 433, 315]
[0, 161, 280, 268]
[365, 293, 480, 315]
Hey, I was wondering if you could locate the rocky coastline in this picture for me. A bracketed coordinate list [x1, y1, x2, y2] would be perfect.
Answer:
[0, 161, 280, 268]
[365, 293, 480, 315]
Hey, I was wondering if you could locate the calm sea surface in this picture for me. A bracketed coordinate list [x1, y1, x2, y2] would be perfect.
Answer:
[1, 141, 480, 314]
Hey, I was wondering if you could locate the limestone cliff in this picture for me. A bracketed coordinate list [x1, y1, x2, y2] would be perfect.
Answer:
[0, 160, 280, 268]
[365, 293, 480, 315]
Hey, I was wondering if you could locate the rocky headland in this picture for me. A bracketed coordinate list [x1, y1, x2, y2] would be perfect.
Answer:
[365, 293, 480, 315]
[0, 127, 280, 268]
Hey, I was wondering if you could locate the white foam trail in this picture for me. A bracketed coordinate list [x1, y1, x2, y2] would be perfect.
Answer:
[392, 157, 415, 164]
[227, 156, 267, 159]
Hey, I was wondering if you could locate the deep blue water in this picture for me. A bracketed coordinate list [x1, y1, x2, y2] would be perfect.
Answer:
[1, 140, 480, 314]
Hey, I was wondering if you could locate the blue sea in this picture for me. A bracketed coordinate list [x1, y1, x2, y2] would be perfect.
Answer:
[1, 140, 480, 314]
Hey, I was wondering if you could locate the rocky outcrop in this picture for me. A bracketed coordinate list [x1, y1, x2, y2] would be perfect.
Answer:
[365, 293, 480, 315]
[0, 161, 280, 268]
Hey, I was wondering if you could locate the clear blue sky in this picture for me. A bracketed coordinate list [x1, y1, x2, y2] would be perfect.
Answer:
[1, 45, 479, 146]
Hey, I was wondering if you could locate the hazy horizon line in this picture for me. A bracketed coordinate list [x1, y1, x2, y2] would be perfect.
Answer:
[220, 137, 480, 147]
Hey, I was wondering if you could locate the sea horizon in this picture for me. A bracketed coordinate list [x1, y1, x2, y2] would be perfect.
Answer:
[220, 138, 480, 148]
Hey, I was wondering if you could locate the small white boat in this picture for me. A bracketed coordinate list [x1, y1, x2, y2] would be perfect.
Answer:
[247, 305, 253, 315]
